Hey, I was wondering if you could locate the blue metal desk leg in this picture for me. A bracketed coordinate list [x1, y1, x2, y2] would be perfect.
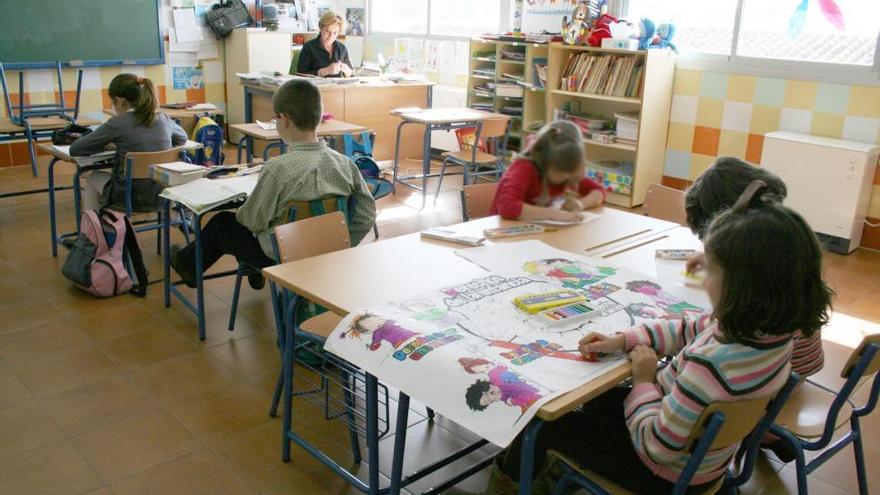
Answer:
[244, 87, 254, 160]
[388, 392, 410, 495]
[420, 123, 432, 209]
[163, 200, 172, 308]
[48, 157, 60, 256]
[193, 213, 207, 341]
[518, 419, 545, 495]
[72, 166, 85, 233]
[391, 121, 407, 194]
[366, 374, 380, 495]
[281, 295, 298, 462]
[25, 122, 38, 177]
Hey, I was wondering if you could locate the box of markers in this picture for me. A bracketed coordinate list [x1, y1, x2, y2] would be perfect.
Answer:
[513, 290, 586, 314]
[537, 301, 600, 326]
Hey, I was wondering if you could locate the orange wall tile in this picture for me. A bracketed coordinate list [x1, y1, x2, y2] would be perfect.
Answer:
[860, 217, 880, 250]
[745, 134, 764, 164]
[692, 126, 720, 156]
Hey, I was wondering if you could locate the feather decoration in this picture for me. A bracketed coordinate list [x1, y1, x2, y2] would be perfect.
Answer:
[817, 0, 845, 30]
[787, 0, 809, 39]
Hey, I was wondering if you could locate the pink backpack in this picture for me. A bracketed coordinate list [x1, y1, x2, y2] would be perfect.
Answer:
[61, 209, 148, 297]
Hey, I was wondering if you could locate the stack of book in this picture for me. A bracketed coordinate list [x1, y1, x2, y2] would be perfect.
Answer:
[495, 83, 523, 98]
[559, 54, 644, 97]
[614, 111, 640, 145]
[470, 102, 494, 112]
[150, 161, 207, 186]
[473, 82, 495, 98]
[499, 50, 525, 61]
[472, 68, 496, 78]
[532, 58, 547, 89]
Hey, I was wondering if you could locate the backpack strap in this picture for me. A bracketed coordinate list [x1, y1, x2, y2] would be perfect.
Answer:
[122, 215, 149, 297]
[85, 210, 111, 254]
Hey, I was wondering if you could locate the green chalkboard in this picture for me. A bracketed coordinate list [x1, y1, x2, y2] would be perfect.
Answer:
[0, 0, 164, 69]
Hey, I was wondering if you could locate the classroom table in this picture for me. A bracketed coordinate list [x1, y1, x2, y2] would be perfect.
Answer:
[228, 119, 368, 163]
[390, 108, 506, 208]
[0, 116, 101, 177]
[42, 140, 204, 257]
[262, 209, 684, 495]
[102, 106, 225, 136]
[240, 79, 432, 161]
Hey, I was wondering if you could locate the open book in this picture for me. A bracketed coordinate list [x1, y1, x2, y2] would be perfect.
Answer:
[51, 145, 115, 166]
[159, 175, 259, 214]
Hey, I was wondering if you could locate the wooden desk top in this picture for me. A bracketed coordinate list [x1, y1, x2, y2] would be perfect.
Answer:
[228, 120, 368, 141]
[102, 107, 225, 119]
[36, 140, 203, 162]
[596, 226, 703, 278]
[396, 108, 504, 125]
[242, 78, 434, 93]
[263, 209, 679, 421]
[0, 116, 101, 134]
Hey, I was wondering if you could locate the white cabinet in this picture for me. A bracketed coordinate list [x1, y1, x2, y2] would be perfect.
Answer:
[762, 131, 880, 253]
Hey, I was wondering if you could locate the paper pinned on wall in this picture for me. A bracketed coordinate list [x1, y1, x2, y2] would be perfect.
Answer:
[169, 29, 200, 52]
[171, 0, 195, 7]
[408, 39, 425, 71]
[425, 40, 440, 72]
[394, 38, 410, 65]
[438, 40, 456, 73]
[454, 41, 469, 75]
[198, 26, 219, 60]
[169, 51, 198, 67]
[173, 7, 202, 44]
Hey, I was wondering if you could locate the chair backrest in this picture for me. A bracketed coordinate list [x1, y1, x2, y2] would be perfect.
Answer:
[282, 196, 350, 224]
[478, 116, 510, 140]
[841, 334, 880, 380]
[643, 183, 687, 225]
[272, 211, 351, 263]
[684, 396, 774, 452]
[460, 182, 498, 222]
[126, 147, 186, 180]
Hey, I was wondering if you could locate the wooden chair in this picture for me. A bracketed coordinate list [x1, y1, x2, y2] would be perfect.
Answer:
[770, 335, 880, 495]
[460, 182, 498, 222]
[123, 146, 189, 253]
[434, 116, 510, 204]
[228, 196, 350, 332]
[643, 183, 687, 225]
[551, 373, 800, 495]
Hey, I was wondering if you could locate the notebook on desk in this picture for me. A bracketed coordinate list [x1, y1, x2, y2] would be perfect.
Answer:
[50, 145, 115, 166]
[159, 175, 259, 214]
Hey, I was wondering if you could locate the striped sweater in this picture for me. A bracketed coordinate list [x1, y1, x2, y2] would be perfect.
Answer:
[791, 331, 823, 377]
[622, 313, 793, 485]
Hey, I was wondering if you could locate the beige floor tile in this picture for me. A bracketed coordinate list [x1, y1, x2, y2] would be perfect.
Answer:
[761, 465, 854, 495]
[111, 449, 256, 495]
[0, 402, 66, 459]
[0, 360, 33, 410]
[165, 382, 272, 449]
[40, 376, 155, 436]
[205, 335, 282, 380]
[0, 439, 104, 495]
[71, 300, 168, 342]
[98, 327, 200, 369]
[131, 351, 248, 404]
[71, 406, 202, 482]
[0, 299, 67, 336]
[0, 319, 94, 368]
[10, 347, 119, 398]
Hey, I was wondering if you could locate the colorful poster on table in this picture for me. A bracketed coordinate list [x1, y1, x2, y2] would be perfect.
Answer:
[325, 241, 710, 446]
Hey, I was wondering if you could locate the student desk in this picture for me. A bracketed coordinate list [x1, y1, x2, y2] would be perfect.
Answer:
[240, 79, 432, 161]
[101, 106, 225, 136]
[0, 116, 101, 177]
[391, 108, 506, 208]
[42, 140, 203, 256]
[228, 119, 368, 163]
[262, 209, 681, 495]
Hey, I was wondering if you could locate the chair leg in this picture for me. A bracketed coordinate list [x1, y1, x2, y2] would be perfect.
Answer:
[228, 265, 245, 331]
[156, 211, 162, 255]
[852, 420, 868, 495]
[342, 369, 363, 464]
[25, 123, 38, 177]
[793, 446, 809, 495]
[433, 158, 451, 205]
[373, 223, 379, 240]
[269, 368, 283, 417]
[426, 407, 436, 421]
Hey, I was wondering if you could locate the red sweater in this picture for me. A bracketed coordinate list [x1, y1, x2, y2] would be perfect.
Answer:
[489, 158, 605, 219]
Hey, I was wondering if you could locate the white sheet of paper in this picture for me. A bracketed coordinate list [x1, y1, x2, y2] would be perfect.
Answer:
[173, 7, 198, 28]
[530, 211, 603, 226]
[169, 52, 198, 67]
[175, 26, 202, 43]
[169, 29, 200, 52]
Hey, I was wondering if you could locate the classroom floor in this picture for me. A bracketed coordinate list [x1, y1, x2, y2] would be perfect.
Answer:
[1, 153, 879, 495]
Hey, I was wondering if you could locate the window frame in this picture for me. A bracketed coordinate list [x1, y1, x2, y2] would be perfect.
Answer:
[624, 0, 880, 86]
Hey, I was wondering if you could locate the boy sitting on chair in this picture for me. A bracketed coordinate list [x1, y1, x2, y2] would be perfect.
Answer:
[170, 79, 377, 289]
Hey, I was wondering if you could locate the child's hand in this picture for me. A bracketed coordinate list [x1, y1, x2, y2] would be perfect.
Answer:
[685, 252, 706, 275]
[548, 208, 584, 222]
[630, 345, 659, 385]
[578, 332, 625, 356]
[561, 197, 583, 212]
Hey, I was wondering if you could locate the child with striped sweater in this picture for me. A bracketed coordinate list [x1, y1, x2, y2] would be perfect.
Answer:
[498, 182, 832, 493]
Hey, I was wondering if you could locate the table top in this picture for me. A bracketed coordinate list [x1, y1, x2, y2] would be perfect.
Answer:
[101, 107, 224, 119]
[242, 78, 434, 93]
[228, 119, 368, 141]
[37, 140, 203, 162]
[263, 209, 681, 421]
[395, 108, 505, 124]
[0, 116, 101, 134]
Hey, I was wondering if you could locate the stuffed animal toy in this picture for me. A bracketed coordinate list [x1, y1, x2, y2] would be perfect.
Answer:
[653, 22, 678, 52]
[586, 13, 618, 46]
[562, 2, 591, 45]
[638, 18, 656, 50]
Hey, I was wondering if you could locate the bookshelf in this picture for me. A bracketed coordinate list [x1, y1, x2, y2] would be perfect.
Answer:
[546, 43, 674, 207]
[466, 39, 548, 154]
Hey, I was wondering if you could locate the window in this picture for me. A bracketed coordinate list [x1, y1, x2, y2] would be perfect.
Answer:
[626, 0, 880, 78]
[370, 0, 504, 37]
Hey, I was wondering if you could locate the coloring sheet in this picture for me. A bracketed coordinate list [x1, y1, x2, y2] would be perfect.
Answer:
[324, 241, 711, 447]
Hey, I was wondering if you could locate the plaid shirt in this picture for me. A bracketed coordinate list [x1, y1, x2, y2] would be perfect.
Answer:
[236, 141, 377, 257]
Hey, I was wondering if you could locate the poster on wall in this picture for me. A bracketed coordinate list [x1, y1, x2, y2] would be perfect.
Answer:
[524, 0, 579, 15]
[172, 67, 204, 90]
[345, 8, 365, 36]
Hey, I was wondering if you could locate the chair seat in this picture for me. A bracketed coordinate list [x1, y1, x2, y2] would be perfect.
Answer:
[551, 451, 723, 495]
[365, 177, 393, 200]
[775, 381, 853, 438]
[441, 149, 499, 164]
[300, 311, 343, 339]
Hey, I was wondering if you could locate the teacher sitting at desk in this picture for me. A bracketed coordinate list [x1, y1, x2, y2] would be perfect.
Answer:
[297, 11, 354, 77]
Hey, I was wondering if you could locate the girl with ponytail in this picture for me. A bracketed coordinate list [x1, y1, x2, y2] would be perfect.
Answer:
[489, 120, 605, 222]
[71, 74, 187, 211]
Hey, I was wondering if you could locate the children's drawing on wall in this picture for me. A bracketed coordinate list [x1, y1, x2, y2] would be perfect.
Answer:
[460, 358, 544, 415]
[339, 313, 419, 351]
[523, 258, 617, 289]
[525, 0, 581, 15]
[345, 7, 364, 36]
[172, 67, 204, 90]
[625, 280, 703, 319]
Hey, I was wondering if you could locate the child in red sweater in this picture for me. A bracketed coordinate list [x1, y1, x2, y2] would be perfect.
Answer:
[489, 120, 605, 222]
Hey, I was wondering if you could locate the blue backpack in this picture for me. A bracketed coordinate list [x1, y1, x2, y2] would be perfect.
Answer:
[189, 116, 224, 166]
[343, 132, 392, 199]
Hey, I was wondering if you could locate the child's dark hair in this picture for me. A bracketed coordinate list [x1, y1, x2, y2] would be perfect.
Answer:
[685, 157, 787, 239]
[704, 182, 832, 342]
[465, 380, 492, 411]
[109, 74, 158, 126]
[274, 79, 322, 131]
[520, 120, 584, 205]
